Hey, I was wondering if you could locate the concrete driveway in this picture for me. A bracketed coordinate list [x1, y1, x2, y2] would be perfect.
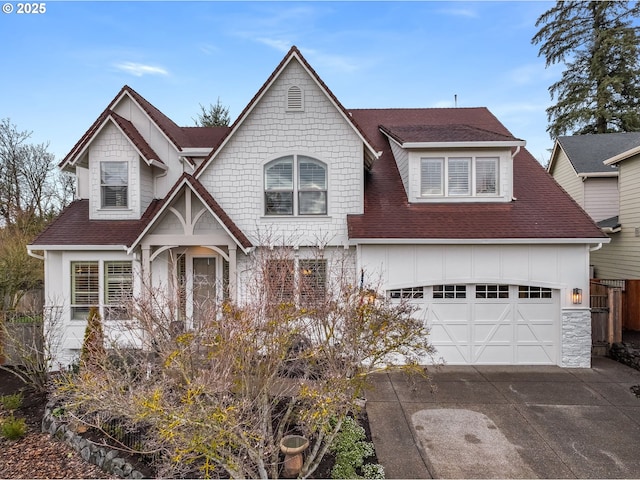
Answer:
[365, 357, 640, 479]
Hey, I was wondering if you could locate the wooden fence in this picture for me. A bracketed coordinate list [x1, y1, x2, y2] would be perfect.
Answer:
[591, 279, 640, 353]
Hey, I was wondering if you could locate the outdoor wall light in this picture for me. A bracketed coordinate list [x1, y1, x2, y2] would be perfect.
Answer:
[572, 288, 583, 305]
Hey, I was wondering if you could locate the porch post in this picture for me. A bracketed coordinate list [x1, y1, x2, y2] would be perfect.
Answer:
[228, 244, 237, 301]
[141, 245, 151, 287]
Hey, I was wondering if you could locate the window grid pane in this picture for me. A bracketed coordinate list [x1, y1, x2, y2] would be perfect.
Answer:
[299, 259, 327, 303]
[105, 261, 132, 320]
[448, 158, 470, 195]
[518, 286, 552, 299]
[389, 287, 424, 299]
[265, 158, 293, 189]
[267, 260, 295, 302]
[476, 284, 509, 299]
[476, 158, 498, 195]
[433, 284, 466, 299]
[71, 262, 99, 320]
[421, 158, 443, 195]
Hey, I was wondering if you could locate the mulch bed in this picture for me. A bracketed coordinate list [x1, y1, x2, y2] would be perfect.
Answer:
[0, 367, 115, 479]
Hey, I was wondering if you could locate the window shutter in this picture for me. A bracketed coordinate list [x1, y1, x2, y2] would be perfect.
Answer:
[476, 158, 498, 194]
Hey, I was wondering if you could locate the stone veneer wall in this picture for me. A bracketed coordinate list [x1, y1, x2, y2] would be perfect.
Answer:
[561, 309, 592, 367]
[41, 400, 145, 479]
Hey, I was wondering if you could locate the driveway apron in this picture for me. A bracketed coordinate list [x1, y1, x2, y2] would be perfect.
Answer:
[365, 357, 640, 479]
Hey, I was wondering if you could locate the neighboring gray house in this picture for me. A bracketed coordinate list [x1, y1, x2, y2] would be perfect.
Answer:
[549, 133, 640, 278]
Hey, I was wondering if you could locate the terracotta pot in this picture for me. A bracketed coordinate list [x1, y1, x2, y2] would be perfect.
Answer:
[280, 435, 309, 477]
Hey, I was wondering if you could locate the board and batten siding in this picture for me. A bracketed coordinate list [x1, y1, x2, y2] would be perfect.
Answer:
[359, 243, 590, 309]
[550, 149, 583, 207]
[591, 154, 640, 278]
[583, 177, 618, 223]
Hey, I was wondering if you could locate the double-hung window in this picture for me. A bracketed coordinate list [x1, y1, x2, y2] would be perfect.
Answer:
[420, 156, 498, 197]
[101, 161, 128, 208]
[265, 155, 327, 215]
[71, 262, 99, 320]
[104, 261, 133, 320]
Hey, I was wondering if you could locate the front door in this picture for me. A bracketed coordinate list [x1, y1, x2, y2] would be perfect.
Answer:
[193, 257, 216, 326]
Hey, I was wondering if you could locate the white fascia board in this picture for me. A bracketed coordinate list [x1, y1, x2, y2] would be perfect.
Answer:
[604, 145, 640, 165]
[399, 140, 526, 149]
[577, 171, 618, 178]
[27, 244, 129, 251]
[180, 147, 213, 157]
[349, 237, 610, 245]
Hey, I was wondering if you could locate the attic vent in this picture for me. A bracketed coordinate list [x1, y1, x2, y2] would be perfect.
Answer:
[287, 86, 303, 111]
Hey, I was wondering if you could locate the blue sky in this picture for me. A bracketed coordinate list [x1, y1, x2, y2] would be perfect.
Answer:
[0, 1, 560, 164]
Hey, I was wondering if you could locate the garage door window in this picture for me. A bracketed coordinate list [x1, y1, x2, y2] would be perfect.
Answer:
[518, 286, 552, 299]
[475, 284, 509, 299]
[433, 285, 466, 299]
[389, 287, 424, 299]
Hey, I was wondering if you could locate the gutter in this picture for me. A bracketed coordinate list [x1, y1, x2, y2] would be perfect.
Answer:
[26, 246, 44, 260]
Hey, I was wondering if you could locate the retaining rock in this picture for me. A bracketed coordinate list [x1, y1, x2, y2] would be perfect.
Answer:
[41, 401, 146, 479]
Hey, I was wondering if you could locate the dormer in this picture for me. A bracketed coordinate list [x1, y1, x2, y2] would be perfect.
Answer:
[380, 124, 525, 203]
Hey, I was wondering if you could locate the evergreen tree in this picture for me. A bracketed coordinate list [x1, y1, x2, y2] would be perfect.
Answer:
[532, 1, 640, 138]
[193, 98, 230, 127]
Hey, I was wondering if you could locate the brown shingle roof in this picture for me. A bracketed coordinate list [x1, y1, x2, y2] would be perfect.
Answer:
[31, 199, 163, 247]
[347, 109, 606, 241]
[380, 124, 521, 144]
[109, 112, 163, 165]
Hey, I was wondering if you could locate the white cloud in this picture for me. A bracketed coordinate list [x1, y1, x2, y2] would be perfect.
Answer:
[508, 62, 560, 86]
[256, 37, 292, 53]
[114, 62, 169, 77]
[437, 7, 478, 18]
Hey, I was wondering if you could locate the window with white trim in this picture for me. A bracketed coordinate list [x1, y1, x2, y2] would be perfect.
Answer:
[100, 161, 128, 208]
[71, 262, 99, 320]
[433, 285, 467, 299]
[266, 258, 327, 304]
[265, 155, 327, 215]
[104, 261, 133, 320]
[420, 156, 499, 197]
[70, 260, 133, 320]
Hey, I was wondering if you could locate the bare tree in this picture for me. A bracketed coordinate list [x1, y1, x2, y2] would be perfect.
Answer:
[52, 247, 436, 478]
[0, 118, 71, 227]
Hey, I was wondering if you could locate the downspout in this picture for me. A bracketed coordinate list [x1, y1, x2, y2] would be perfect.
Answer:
[590, 243, 603, 252]
[154, 161, 168, 197]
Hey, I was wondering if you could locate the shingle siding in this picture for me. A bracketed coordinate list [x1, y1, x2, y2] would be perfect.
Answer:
[197, 59, 363, 247]
[89, 123, 141, 220]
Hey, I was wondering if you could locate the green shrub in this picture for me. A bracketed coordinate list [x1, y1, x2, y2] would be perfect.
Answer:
[0, 392, 23, 412]
[329, 416, 385, 479]
[1, 415, 27, 440]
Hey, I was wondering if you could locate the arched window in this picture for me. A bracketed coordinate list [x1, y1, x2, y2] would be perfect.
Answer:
[265, 155, 327, 215]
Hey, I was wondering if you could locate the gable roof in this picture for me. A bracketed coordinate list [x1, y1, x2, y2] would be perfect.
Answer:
[193, 46, 380, 177]
[347, 108, 607, 242]
[550, 133, 640, 175]
[127, 173, 252, 254]
[59, 86, 226, 169]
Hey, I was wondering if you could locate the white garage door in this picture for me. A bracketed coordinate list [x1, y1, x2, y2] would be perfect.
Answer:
[390, 284, 558, 365]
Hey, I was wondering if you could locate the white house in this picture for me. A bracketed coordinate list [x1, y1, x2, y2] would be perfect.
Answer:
[29, 47, 607, 368]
